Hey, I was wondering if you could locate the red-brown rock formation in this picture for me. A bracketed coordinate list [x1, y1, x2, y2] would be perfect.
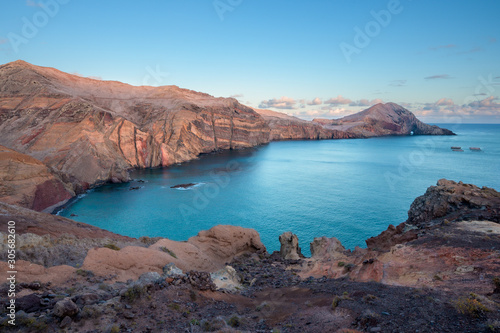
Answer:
[314, 102, 455, 137]
[0, 145, 73, 212]
[0, 60, 271, 209]
[254, 108, 357, 140]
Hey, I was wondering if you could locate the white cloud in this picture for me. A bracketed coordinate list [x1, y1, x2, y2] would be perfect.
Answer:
[325, 95, 352, 105]
[307, 97, 322, 105]
[259, 96, 297, 109]
[435, 98, 454, 106]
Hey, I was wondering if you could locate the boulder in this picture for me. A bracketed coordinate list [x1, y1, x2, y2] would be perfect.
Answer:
[210, 265, 242, 291]
[279, 232, 302, 260]
[310, 236, 345, 259]
[53, 298, 79, 318]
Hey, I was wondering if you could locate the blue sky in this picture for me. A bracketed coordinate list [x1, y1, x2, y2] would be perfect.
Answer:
[1, 0, 499, 122]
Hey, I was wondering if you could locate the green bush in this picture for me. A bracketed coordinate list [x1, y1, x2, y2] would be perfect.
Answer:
[454, 294, 490, 318]
[159, 247, 177, 258]
[103, 243, 120, 251]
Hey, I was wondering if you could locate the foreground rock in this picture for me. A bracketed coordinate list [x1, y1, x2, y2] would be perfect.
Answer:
[302, 179, 500, 293]
[0, 180, 499, 332]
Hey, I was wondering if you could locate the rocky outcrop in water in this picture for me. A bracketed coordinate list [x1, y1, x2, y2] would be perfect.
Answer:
[314, 102, 455, 137]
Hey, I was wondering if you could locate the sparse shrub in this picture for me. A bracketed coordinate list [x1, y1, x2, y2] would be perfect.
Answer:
[81, 305, 100, 319]
[122, 285, 146, 302]
[19, 316, 48, 331]
[103, 243, 120, 251]
[200, 317, 226, 332]
[487, 319, 500, 332]
[159, 246, 177, 258]
[357, 309, 380, 327]
[76, 269, 94, 277]
[337, 261, 346, 267]
[363, 294, 377, 304]
[190, 319, 200, 326]
[168, 303, 181, 311]
[256, 301, 270, 312]
[433, 274, 443, 281]
[227, 315, 241, 328]
[332, 295, 342, 309]
[99, 283, 112, 292]
[493, 277, 500, 293]
[109, 325, 120, 333]
[454, 294, 490, 318]
[140, 236, 151, 244]
[343, 263, 355, 272]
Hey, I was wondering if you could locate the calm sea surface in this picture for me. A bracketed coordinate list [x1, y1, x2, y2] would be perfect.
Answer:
[59, 124, 500, 255]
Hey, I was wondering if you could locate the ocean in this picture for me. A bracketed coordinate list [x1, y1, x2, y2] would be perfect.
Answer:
[58, 124, 500, 255]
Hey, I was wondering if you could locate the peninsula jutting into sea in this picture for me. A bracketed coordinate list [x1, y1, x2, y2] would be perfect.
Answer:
[1, 59, 500, 332]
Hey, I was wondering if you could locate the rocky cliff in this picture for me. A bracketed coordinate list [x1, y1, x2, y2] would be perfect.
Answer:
[0, 61, 455, 212]
[0, 145, 74, 212]
[254, 108, 357, 140]
[314, 102, 455, 137]
[0, 60, 271, 208]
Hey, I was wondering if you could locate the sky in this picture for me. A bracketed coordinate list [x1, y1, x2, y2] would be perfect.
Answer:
[0, 0, 499, 123]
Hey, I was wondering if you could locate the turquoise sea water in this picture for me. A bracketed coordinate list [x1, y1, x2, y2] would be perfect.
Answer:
[59, 124, 500, 255]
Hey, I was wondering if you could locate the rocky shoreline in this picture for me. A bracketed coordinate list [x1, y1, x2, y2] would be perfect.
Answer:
[0, 179, 499, 332]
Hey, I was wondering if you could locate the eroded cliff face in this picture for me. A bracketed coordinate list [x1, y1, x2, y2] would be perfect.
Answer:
[0, 61, 271, 207]
[313, 102, 455, 137]
[0, 145, 74, 212]
[254, 108, 357, 140]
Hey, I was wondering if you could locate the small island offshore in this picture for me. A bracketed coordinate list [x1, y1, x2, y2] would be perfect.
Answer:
[0, 61, 499, 332]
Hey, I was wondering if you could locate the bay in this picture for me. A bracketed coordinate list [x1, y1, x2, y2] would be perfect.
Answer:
[59, 124, 500, 255]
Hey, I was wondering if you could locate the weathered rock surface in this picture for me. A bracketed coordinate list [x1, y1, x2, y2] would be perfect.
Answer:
[314, 102, 455, 137]
[310, 236, 346, 259]
[254, 108, 357, 140]
[81, 225, 265, 282]
[279, 231, 302, 260]
[53, 298, 79, 318]
[301, 179, 500, 292]
[407, 178, 500, 226]
[0, 145, 74, 212]
[0, 201, 133, 241]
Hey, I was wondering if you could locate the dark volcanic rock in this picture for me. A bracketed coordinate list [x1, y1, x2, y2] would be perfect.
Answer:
[170, 183, 197, 189]
[407, 179, 500, 227]
[16, 293, 44, 313]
